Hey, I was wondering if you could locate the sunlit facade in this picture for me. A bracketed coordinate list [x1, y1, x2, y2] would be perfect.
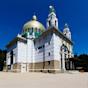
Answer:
[6, 6, 73, 73]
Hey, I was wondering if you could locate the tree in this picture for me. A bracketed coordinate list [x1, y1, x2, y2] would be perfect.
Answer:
[78, 54, 88, 71]
[0, 50, 6, 71]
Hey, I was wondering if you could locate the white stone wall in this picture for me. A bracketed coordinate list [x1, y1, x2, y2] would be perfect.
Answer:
[34, 33, 54, 63]
[17, 41, 27, 63]
[6, 31, 73, 66]
[13, 48, 17, 64]
[6, 44, 17, 65]
[53, 33, 62, 61]
[53, 33, 73, 69]
[34, 32, 73, 63]
[26, 39, 35, 63]
[44, 40, 54, 61]
[6, 52, 11, 65]
[62, 39, 73, 58]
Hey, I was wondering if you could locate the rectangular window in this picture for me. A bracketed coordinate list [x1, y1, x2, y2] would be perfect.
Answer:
[38, 46, 42, 49]
[10, 51, 13, 64]
[49, 21, 51, 26]
[48, 41, 50, 45]
[38, 45, 45, 50]
[48, 61, 50, 65]
[48, 52, 50, 56]
[43, 45, 45, 48]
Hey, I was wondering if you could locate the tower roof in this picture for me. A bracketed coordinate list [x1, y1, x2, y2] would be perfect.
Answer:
[64, 23, 70, 31]
[49, 5, 56, 13]
[64, 23, 69, 28]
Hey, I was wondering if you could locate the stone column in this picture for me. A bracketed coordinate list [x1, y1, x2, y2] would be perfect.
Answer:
[69, 51, 72, 58]
[70, 61, 73, 70]
[61, 49, 66, 72]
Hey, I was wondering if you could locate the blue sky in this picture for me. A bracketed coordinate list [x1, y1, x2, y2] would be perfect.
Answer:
[0, 0, 88, 55]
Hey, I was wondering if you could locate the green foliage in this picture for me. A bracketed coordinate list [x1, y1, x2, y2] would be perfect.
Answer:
[78, 54, 88, 67]
[0, 50, 6, 71]
[75, 54, 88, 71]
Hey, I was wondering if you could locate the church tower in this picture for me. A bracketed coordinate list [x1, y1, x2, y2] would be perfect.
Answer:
[63, 23, 71, 40]
[46, 6, 58, 29]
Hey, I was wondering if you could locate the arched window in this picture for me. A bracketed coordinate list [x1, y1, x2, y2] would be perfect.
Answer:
[49, 20, 51, 26]
[55, 20, 57, 26]
[60, 44, 69, 70]
[29, 27, 33, 35]
[35, 27, 38, 32]
[39, 29, 41, 33]
[61, 44, 68, 53]
[32, 27, 33, 32]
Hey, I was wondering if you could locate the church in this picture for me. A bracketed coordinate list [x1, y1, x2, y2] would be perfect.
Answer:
[6, 6, 73, 73]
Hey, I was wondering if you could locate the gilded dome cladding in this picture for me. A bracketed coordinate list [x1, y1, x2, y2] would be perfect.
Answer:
[23, 15, 45, 32]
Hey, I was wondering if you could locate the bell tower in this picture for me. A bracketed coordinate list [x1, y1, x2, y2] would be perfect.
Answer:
[63, 23, 71, 40]
[46, 6, 58, 29]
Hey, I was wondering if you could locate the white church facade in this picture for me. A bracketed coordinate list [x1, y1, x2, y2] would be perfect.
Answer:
[6, 6, 73, 73]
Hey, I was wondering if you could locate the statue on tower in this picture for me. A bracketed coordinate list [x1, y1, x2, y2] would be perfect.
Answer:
[49, 5, 55, 13]
[63, 23, 71, 40]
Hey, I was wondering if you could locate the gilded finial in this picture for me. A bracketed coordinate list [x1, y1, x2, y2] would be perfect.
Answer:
[32, 13, 37, 20]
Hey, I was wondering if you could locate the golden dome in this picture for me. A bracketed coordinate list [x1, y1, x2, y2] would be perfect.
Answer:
[23, 15, 45, 33]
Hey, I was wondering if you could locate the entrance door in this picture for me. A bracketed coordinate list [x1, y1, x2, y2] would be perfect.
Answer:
[21, 63, 27, 72]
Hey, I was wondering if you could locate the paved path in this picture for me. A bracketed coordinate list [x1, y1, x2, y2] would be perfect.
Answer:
[0, 72, 88, 88]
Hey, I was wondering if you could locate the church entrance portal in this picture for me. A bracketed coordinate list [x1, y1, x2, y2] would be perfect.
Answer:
[21, 63, 27, 72]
